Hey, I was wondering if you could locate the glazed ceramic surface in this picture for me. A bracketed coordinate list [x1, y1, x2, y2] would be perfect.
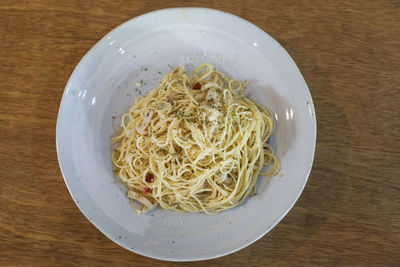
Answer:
[56, 7, 316, 261]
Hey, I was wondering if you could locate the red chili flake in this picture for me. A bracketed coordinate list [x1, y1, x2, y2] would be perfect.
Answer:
[145, 173, 154, 183]
[144, 187, 153, 193]
[192, 82, 201, 90]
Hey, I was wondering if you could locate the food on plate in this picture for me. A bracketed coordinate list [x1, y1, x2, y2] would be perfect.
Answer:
[111, 63, 280, 214]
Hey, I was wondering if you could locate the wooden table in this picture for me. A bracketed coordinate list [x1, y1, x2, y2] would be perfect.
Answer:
[1, 1, 399, 266]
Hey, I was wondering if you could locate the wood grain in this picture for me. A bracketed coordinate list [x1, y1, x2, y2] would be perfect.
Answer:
[0, 0, 399, 266]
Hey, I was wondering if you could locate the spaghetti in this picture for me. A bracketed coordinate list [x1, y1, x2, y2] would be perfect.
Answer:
[111, 63, 280, 214]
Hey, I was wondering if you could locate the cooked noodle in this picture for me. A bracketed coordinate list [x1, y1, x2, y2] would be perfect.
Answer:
[111, 63, 280, 214]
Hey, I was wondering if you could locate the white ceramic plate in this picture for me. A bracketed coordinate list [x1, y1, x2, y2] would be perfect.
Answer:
[56, 7, 316, 261]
